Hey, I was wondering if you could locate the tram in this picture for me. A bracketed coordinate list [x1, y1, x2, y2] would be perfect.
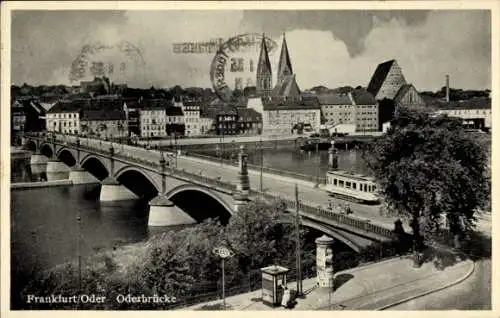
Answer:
[324, 170, 380, 204]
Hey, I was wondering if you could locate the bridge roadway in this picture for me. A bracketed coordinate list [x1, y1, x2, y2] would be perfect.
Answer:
[46, 133, 405, 232]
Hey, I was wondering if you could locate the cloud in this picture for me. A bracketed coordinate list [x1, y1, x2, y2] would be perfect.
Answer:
[11, 10, 490, 91]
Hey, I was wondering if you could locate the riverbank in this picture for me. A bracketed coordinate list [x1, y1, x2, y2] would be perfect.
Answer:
[11, 179, 73, 190]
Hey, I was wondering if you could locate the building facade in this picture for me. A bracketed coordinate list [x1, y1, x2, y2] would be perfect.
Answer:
[216, 109, 238, 135]
[237, 108, 262, 135]
[166, 106, 185, 136]
[393, 84, 426, 109]
[139, 107, 167, 138]
[182, 100, 201, 137]
[351, 89, 379, 132]
[434, 98, 491, 129]
[81, 110, 128, 140]
[46, 101, 81, 134]
[318, 94, 355, 126]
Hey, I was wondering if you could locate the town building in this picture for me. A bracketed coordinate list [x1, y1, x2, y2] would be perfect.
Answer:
[199, 108, 216, 135]
[351, 88, 379, 132]
[434, 98, 491, 129]
[166, 106, 185, 136]
[215, 107, 238, 136]
[46, 101, 81, 134]
[139, 101, 168, 138]
[317, 93, 355, 126]
[80, 109, 128, 140]
[237, 108, 262, 135]
[181, 100, 201, 137]
[367, 59, 425, 130]
[11, 98, 46, 133]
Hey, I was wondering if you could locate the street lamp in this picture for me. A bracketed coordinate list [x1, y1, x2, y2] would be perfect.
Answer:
[212, 246, 234, 310]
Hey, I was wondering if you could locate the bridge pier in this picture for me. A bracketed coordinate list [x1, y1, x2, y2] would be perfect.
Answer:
[68, 165, 100, 185]
[148, 194, 197, 226]
[315, 235, 335, 291]
[99, 177, 139, 201]
[46, 159, 70, 181]
[30, 153, 48, 165]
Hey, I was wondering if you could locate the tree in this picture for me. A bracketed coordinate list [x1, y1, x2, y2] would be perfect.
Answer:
[363, 107, 489, 263]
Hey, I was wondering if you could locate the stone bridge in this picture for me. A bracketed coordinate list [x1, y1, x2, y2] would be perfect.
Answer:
[23, 133, 398, 252]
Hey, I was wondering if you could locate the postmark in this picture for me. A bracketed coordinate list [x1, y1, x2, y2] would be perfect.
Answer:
[209, 33, 277, 102]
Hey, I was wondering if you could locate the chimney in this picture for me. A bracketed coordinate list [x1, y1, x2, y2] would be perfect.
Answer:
[445, 74, 450, 103]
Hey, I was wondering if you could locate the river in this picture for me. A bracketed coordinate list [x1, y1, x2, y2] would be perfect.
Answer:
[10, 147, 367, 309]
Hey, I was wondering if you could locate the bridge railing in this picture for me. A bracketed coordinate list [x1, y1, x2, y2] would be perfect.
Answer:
[29, 134, 394, 239]
[248, 188, 394, 239]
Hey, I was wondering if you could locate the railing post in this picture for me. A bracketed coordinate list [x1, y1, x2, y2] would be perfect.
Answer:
[109, 144, 115, 176]
[159, 151, 166, 194]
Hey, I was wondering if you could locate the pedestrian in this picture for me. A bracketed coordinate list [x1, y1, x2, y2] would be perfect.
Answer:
[281, 286, 291, 308]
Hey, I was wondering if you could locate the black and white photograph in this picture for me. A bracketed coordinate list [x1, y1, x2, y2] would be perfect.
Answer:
[1, 1, 497, 314]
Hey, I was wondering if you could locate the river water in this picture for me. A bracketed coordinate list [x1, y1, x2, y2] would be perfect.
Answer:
[10, 148, 367, 308]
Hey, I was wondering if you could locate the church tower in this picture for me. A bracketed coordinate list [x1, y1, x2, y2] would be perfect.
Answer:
[256, 34, 272, 98]
[276, 33, 293, 86]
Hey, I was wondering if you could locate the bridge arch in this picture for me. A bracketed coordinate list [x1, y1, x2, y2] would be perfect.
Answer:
[39, 143, 54, 158]
[80, 154, 109, 181]
[282, 217, 362, 253]
[165, 184, 234, 224]
[25, 140, 37, 152]
[114, 166, 160, 200]
[57, 148, 77, 167]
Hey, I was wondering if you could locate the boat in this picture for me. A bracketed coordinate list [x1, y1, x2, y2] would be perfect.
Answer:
[324, 170, 380, 204]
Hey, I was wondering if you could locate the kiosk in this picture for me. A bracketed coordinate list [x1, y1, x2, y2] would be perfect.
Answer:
[260, 265, 290, 307]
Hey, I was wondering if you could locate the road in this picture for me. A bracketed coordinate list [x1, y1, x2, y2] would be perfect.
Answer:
[388, 259, 491, 310]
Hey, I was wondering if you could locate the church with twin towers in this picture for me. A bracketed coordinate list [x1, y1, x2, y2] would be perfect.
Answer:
[247, 33, 322, 135]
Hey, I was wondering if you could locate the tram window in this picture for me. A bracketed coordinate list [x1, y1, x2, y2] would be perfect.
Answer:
[368, 185, 372, 192]
[372, 185, 376, 192]
[363, 184, 367, 192]
[339, 180, 344, 187]
[353, 183, 357, 190]
[333, 179, 337, 186]
[345, 182, 351, 189]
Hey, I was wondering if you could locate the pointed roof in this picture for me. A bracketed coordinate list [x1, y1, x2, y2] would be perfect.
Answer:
[257, 34, 272, 76]
[366, 59, 396, 97]
[277, 33, 293, 82]
[271, 74, 301, 98]
[393, 84, 413, 104]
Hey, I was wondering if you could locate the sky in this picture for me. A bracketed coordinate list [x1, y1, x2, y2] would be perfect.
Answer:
[11, 10, 491, 91]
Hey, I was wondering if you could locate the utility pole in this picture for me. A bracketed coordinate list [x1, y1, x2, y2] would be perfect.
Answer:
[260, 136, 263, 193]
[316, 142, 320, 184]
[295, 184, 303, 296]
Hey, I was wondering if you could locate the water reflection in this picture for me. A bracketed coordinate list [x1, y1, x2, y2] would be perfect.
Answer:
[196, 147, 370, 177]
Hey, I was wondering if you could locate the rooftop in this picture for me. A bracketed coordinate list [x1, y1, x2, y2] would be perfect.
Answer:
[81, 109, 126, 121]
[351, 88, 377, 105]
[366, 59, 396, 97]
[317, 93, 352, 105]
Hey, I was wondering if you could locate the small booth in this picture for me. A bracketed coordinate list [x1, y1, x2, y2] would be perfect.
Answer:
[260, 265, 290, 307]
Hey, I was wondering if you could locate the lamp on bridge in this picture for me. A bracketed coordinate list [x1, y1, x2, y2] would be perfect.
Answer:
[328, 140, 338, 170]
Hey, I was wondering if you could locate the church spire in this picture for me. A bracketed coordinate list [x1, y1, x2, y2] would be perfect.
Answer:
[256, 33, 272, 98]
[277, 33, 293, 85]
